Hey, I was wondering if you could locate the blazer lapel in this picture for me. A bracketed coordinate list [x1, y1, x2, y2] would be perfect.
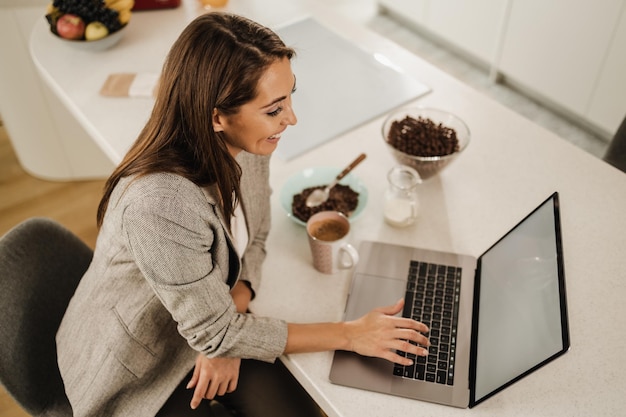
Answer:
[200, 184, 241, 287]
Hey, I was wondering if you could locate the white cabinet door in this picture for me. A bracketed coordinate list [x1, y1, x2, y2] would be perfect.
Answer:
[498, 0, 623, 117]
[379, 0, 506, 64]
[425, 0, 508, 64]
[587, 5, 626, 135]
[378, 0, 428, 25]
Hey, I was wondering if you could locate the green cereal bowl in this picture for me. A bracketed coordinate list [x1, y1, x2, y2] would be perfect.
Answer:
[279, 166, 368, 226]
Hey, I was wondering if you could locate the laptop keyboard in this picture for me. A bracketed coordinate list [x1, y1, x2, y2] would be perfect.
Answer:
[393, 260, 462, 386]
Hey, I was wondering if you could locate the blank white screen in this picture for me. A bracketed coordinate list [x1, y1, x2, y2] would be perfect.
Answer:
[474, 200, 564, 402]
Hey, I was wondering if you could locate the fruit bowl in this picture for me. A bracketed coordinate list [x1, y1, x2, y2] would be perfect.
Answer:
[381, 107, 470, 180]
[51, 24, 127, 51]
[45, 0, 133, 51]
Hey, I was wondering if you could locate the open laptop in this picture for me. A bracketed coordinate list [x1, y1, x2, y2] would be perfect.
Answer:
[329, 192, 569, 408]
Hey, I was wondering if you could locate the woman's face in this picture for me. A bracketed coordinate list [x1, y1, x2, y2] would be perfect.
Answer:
[213, 57, 298, 157]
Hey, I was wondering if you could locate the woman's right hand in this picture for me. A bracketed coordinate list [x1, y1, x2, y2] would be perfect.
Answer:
[187, 354, 241, 409]
[345, 298, 429, 365]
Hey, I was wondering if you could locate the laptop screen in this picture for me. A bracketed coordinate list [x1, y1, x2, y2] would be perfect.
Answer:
[470, 193, 569, 406]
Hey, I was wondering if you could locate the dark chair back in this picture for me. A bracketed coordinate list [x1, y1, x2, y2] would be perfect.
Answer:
[0, 218, 93, 417]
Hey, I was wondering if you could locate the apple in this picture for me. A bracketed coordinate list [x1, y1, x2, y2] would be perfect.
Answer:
[85, 21, 109, 41]
[56, 14, 85, 40]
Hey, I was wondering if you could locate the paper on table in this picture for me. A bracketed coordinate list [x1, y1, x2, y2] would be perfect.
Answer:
[100, 73, 159, 98]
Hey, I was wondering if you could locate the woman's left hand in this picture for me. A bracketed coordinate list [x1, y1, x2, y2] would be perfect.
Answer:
[187, 353, 241, 409]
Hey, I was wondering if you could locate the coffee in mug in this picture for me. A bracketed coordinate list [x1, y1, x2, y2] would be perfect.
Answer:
[308, 218, 349, 241]
[306, 211, 359, 274]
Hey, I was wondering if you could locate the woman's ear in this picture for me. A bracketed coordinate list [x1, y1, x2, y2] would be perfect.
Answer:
[212, 108, 225, 133]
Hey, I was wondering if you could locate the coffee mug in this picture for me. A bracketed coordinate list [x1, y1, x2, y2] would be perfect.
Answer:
[306, 211, 359, 274]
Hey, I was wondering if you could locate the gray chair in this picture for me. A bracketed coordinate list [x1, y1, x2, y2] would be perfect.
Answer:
[0, 218, 235, 417]
[0, 218, 92, 416]
[603, 114, 626, 173]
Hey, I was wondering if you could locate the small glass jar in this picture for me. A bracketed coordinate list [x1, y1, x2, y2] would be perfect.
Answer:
[384, 165, 421, 227]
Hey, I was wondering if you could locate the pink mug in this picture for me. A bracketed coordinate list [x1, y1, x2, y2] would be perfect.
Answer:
[306, 211, 359, 274]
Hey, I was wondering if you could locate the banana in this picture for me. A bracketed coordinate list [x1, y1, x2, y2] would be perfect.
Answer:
[118, 9, 132, 25]
[46, 2, 57, 14]
[104, 0, 128, 6]
[106, 0, 134, 13]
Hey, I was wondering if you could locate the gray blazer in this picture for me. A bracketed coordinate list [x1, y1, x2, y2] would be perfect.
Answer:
[56, 152, 288, 417]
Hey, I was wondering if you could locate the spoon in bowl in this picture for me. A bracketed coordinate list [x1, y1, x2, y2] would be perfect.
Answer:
[305, 153, 367, 208]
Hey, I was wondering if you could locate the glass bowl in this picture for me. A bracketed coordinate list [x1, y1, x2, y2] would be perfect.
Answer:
[381, 107, 470, 180]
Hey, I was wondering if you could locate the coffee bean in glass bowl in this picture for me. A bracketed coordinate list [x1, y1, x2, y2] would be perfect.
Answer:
[382, 107, 470, 180]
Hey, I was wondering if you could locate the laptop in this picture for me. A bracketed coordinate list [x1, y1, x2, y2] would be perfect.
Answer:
[329, 192, 569, 408]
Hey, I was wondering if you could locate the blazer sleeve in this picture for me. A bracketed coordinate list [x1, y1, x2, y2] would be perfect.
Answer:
[120, 176, 287, 362]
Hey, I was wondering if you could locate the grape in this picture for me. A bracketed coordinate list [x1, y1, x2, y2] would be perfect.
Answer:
[51, 0, 123, 33]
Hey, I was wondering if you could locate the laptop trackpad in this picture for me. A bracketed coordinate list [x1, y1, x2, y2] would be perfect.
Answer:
[343, 274, 407, 321]
[331, 275, 406, 392]
[329, 350, 394, 392]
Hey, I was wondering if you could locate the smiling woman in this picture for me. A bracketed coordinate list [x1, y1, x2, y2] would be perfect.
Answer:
[52, 12, 428, 417]
[211, 58, 298, 157]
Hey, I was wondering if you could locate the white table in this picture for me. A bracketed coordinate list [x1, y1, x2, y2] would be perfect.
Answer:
[31, 1, 626, 416]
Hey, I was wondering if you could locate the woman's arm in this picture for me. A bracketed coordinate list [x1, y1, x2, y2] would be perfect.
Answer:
[285, 299, 429, 366]
[230, 280, 428, 365]
[231, 280, 253, 313]
[189, 288, 427, 409]
[188, 280, 253, 409]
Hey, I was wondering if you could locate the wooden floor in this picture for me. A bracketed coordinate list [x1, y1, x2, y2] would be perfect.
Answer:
[0, 124, 105, 247]
[0, 121, 105, 416]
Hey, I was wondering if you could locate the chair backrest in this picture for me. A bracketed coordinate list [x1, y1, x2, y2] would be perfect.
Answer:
[604, 114, 626, 173]
[0, 218, 93, 417]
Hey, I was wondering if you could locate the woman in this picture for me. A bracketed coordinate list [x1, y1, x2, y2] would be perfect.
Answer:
[56, 12, 429, 417]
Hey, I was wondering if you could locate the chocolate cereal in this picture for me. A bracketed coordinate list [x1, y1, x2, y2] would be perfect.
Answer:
[292, 184, 359, 223]
[387, 115, 459, 157]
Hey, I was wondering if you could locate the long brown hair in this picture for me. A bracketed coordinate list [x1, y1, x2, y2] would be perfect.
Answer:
[97, 12, 295, 227]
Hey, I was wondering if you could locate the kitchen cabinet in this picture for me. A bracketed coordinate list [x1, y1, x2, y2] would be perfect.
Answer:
[378, 0, 507, 66]
[378, 0, 626, 138]
[498, 0, 623, 126]
[586, 6, 626, 133]
[378, 0, 427, 26]
[424, 0, 508, 66]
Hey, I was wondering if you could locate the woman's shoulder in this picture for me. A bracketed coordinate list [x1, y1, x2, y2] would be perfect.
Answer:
[122, 172, 197, 190]
[102, 173, 221, 236]
[115, 173, 207, 205]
